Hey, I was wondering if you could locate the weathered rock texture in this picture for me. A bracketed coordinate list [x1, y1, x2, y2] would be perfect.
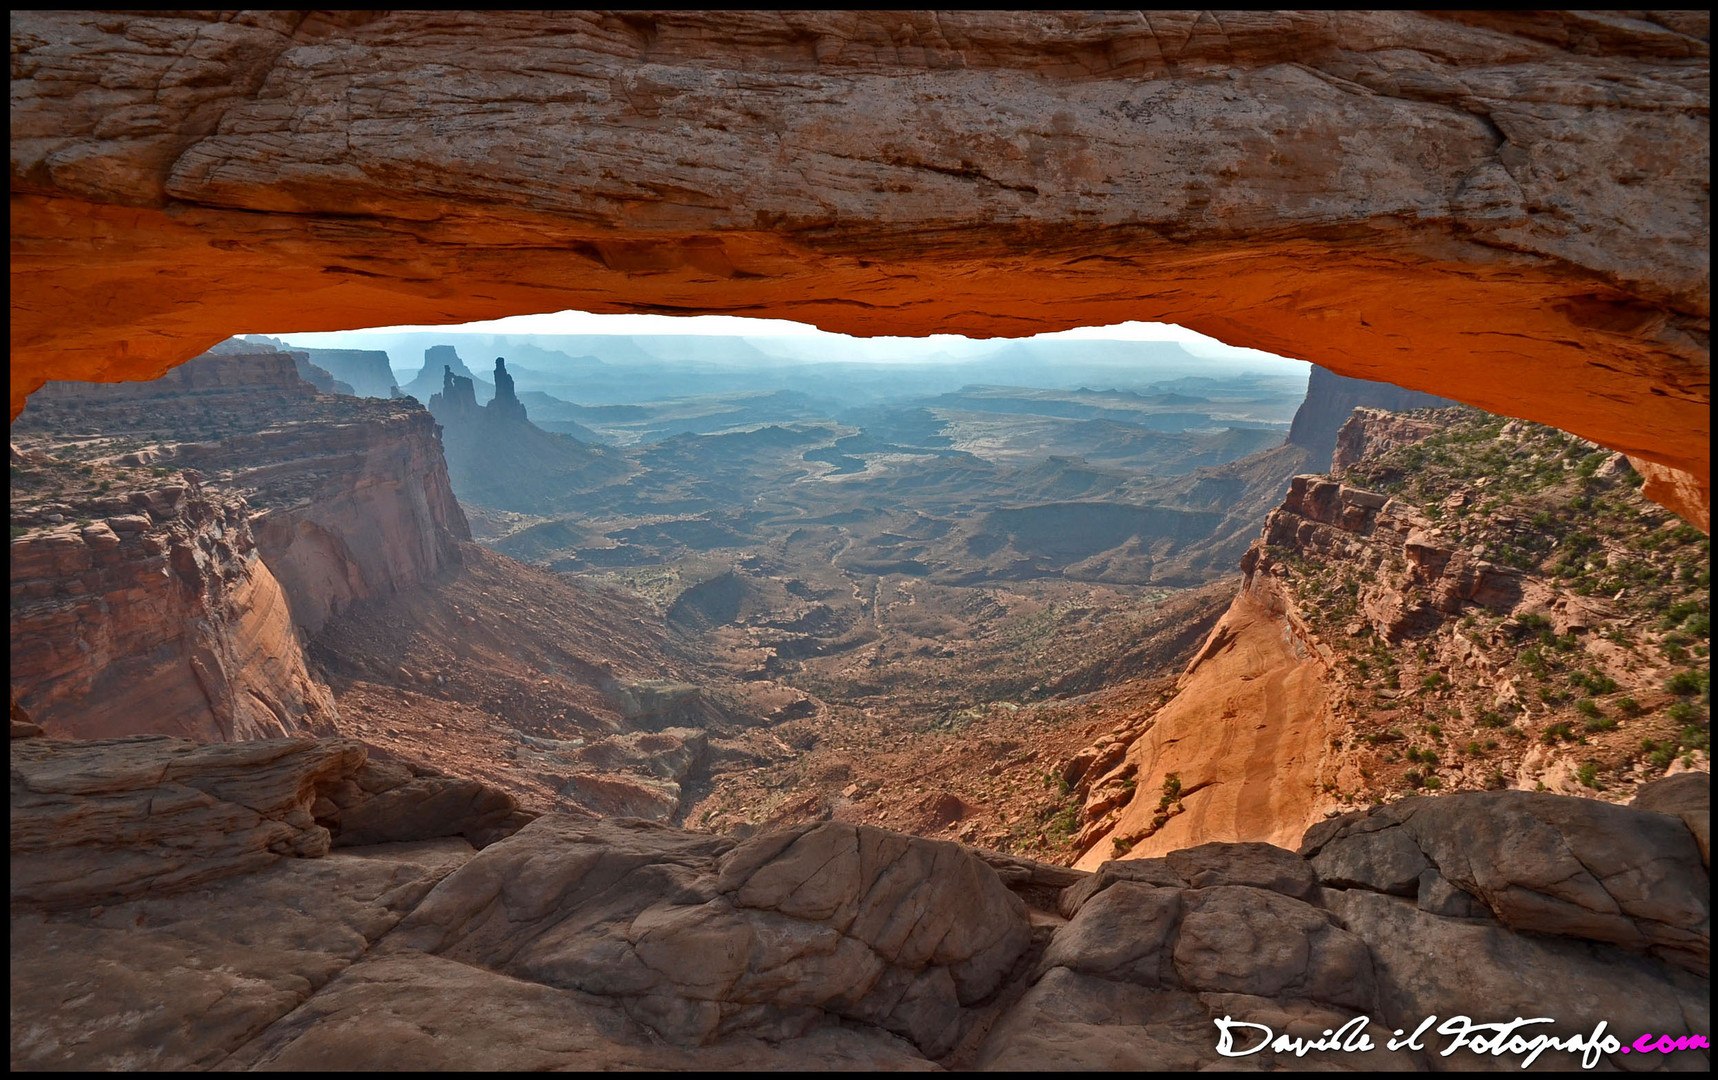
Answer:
[1300, 789, 1710, 976]
[9, 11, 1709, 526]
[1067, 401, 1711, 864]
[16, 346, 470, 637]
[9, 733, 1709, 1071]
[8, 734, 529, 909]
[9, 481, 337, 741]
[209, 407, 470, 636]
[1069, 555, 1337, 868]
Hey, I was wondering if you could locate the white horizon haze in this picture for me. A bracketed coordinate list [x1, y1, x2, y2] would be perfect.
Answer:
[272, 310, 1309, 374]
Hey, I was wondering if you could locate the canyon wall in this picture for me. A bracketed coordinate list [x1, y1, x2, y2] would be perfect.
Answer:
[29, 343, 316, 404]
[1069, 403, 1711, 865]
[9, 480, 337, 741]
[20, 345, 471, 638]
[293, 350, 398, 399]
[1286, 366, 1455, 468]
[9, 11, 1708, 527]
[1069, 554, 1337, 869]
[173, 407, 470, 636]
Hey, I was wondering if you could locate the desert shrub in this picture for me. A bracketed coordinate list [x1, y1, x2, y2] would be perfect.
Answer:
[1667, 702, 1700, 724]
[1660, 600, 1703, 630]
[1574, 671, 1619, 695]
[1576, 699, 1601, 719]
[1404, 771, 1424, 789]
[1583, 715, 1617, 733]
[1421, 775, 1443, 790]
[1666, 670, 1706, 697]
[1541, 722, 1576, 745]
[1576, 761, 1601, 789]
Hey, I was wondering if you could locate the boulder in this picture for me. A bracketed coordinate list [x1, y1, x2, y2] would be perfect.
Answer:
[1059, 858, 1185, 918]
[383, 817, 1031, 1057]
[1326, 889, 1710, 1070]
[1164, 841, 1320, 902]
[1302, 791, 1711, 976]
[1308, 820, 1430, 897]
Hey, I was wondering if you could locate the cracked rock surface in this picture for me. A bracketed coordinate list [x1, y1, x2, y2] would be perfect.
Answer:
[9, 733, 1709, 1070]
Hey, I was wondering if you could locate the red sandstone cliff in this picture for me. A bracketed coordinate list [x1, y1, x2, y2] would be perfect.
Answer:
[10, 479, 336, 740]
[12, 344, 471, 739]
[22, 344, 471, 637]
[174, 407, 470, 635]
[1069, 406, 1709, 866]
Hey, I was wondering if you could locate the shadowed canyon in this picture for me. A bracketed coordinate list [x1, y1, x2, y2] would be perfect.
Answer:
[9, 9, 1711, 1073]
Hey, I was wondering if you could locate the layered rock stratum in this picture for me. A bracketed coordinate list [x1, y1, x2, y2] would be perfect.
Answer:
[9, 728, 1709, 1071]
[9, 475, 335, 741]
[1067, 406, 1710, 866]
[9, 10, 1709, 527]
[15, 342, 470, 637]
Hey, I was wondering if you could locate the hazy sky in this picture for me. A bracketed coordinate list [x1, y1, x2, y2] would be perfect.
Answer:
[275, 310, 1308, 373]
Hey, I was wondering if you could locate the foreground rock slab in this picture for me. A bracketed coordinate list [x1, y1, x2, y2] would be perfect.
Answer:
[10, 840, 474, 1071]
[9, 734, 529, 908]
[9, 735, 1711, 1071]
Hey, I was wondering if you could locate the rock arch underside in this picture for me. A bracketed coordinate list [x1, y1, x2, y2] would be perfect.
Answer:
[9, 10, 1710, 529]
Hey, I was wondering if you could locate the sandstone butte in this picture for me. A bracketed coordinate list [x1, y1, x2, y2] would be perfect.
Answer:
[8, 10, 1710, 530]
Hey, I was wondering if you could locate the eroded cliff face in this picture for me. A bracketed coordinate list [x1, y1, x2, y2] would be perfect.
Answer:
[1069, 560, 1337, 868]
[1067, 405, 1710, 866]
[8, 10, 1709, 526]
[186, 407, 469, 636]
[18, 346, 470, 637]
[9, 477, 336, 741]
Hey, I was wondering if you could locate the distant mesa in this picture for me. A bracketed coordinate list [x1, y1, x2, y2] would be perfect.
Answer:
[242, 335, 398, 399]
[402, 344, 493, 404]
[1287, 366, 1456, 468]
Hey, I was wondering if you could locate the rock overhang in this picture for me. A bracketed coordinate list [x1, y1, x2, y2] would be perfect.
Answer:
[8, 9, 1709, 527]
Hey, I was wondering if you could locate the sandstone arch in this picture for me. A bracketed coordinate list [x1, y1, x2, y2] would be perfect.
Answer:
[10, 10, 1709, 527]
